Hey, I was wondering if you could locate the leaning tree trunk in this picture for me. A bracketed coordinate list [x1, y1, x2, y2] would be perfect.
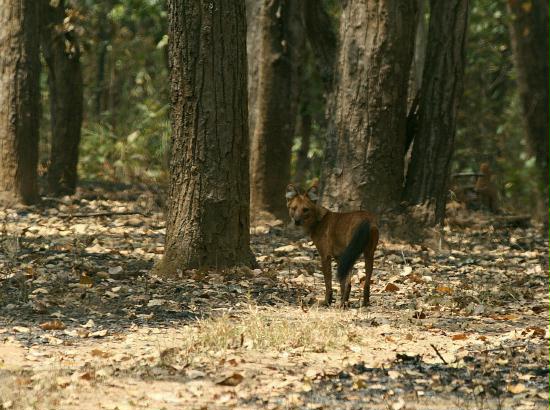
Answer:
[41, 0, 83, 196]
[320, 0, 417, 213]
[507, 0, 549, 224]
[162, 0, 255, 271]
[250, 0, 301, 220]
[0, 0, 40, 205]
[403, 0, 469, 224]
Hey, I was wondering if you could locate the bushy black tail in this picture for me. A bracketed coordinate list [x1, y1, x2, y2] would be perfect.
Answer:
[337, 221, 370, 282]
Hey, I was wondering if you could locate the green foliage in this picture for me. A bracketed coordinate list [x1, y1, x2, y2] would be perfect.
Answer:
[79, 102, 170, 183]
[69, 0, 170, 184]
[455, 0, 536, 212]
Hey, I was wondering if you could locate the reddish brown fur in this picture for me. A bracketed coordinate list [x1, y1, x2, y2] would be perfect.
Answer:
[286, 184, 379, 307]
[475, 163, 499, 212]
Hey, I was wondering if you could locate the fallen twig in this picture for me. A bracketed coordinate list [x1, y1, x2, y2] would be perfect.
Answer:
[58, 211, 147, 218]
[477, 343, 528, 354]
[430, 343, 448, 365]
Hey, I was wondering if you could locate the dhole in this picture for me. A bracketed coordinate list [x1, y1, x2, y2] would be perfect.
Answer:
[286, 184, 379, 307]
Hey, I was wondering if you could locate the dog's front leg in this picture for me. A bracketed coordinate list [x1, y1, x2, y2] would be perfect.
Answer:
[321, 256, 333, 306]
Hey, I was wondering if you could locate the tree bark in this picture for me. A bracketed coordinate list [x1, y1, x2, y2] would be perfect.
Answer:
[411, 0, 427, 99]
[163, 0, 255, 271]
[41, 0, 84, 196]
[507, 0, 549, 224]
[302, 0, 338, 94]
[294, 110, 312, 186]
[246, 0, 262, 142]
[250, 0, 301, 220]
[320, 0, 417, 213]
[403, 0, 469, 224]
[94, 4, 110, 117]
[0, 0, 40, 205]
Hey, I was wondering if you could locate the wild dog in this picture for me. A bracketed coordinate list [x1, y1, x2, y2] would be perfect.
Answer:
[286, 184, 379, 307]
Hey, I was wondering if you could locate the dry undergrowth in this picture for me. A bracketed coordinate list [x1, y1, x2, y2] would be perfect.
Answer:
[160, 306, 357, 366]
[0, 190, 547, 410]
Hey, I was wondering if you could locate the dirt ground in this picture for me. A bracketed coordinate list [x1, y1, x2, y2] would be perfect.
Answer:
[0, 186, 548, 410]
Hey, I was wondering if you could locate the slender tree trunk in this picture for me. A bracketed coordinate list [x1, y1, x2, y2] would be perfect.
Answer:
[507, 0, 549, 224]
[250, 0, 301, 220]
[246, 0, 262, 141]
[302, 0, 338, 93]
[320, 0, 417, 213]
[403, 0, 469, 224]
[0, 0, 40, 205]
[294, 110, 312, 186]
[163, 0, 255, 271]
[41, 0, 83, 196]
[94, 4, 110, 117]
[404, 0, 427, 176]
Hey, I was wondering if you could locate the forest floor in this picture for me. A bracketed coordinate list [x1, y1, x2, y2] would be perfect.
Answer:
[0, 184, 548, 410]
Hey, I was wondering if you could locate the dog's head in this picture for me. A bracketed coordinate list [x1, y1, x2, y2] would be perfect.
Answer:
[285, 184, 325, 229]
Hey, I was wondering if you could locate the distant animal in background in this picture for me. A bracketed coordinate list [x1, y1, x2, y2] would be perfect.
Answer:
[474, 163, 499, 213]
[285, 184, 379, 308]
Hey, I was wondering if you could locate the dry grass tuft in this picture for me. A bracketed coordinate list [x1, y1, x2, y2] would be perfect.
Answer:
[162, 306, 360, 367]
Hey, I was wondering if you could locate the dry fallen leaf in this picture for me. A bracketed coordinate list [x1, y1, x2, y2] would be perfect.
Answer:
[435, 285, 453, 295]
[452, 333, 468, 341]
[90, 329, 108, 338]
[39, 320, 66, 331]
[384, 283, 400, 292]
[507, 383, 526, 394]
[90, 349, 111, 358]
[217, 373, 244, 386]
[79, 275, 93, 287]
[56, 376, 71, 388]
[388, 370, 401, 379]
[491, 314, 520, 321]
[12, 326, 30, 333]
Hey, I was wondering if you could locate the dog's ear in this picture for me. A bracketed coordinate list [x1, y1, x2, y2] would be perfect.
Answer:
[285, 184, 299, 202]
[306, 185, 319, 203]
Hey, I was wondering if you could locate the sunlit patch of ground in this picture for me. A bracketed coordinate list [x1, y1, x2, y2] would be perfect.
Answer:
[1, 187, 548, 409]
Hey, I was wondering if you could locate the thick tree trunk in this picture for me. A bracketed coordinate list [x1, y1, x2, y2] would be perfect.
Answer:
[507, 0, 549, 224]
[250, 0, 300, 220]
[403, 0, 469, 224]
[0, 0, 40, 205]
[163, 0, 255, 271]
[41, 0, 83, 196]
[320, 0, 417, 213]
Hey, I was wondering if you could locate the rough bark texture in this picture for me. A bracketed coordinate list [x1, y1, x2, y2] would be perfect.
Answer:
[163, 0, 255, 270]
[507, 0, 549, 224]
[41, 0, 84, 196]
[403, 0, 469, 224]
[320, 0, 417, 213]
[0, 0, 40, 205]
[411, 0, 427, 99]
[250, 0, 300, 220]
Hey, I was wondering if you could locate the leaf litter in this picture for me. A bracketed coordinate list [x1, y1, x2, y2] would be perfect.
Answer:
[0, 185, 548, 409]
